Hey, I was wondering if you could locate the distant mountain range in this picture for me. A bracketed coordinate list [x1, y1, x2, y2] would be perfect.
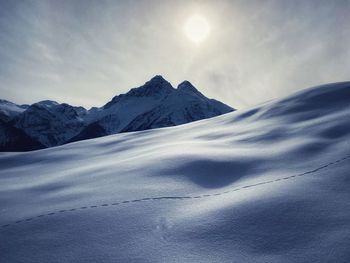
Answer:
[0, 76, 234, 151]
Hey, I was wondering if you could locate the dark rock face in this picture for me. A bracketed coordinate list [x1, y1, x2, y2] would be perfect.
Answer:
[0, 76, 234, 151]
[67, 122, 108, 143]
[0, 120, 45, 152]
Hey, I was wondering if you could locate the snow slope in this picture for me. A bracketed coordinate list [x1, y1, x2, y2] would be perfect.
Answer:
[0, 82, 350, 262]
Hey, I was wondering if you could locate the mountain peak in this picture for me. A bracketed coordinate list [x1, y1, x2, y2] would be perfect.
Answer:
[104, 76, 174, 109]
[125, 75, 174, 98]
[0, 99, 29, 108]
[177, 80, 196, 91]
[0, 99, 12, 104]
[0, 99, 29, 122]
[177, 80, 205, 98]
[34, 100, 59, 108]
[149, 75, 167, 82]
[144, 75, 173, 90]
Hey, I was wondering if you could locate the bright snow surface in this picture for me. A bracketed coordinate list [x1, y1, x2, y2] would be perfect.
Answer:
[1, 82, 350, 262]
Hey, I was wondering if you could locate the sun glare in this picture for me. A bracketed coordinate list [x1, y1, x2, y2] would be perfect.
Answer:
[184, 14, 210, 44]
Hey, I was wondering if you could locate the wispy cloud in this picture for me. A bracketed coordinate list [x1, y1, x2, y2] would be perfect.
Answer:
[0, 0, 349, 109]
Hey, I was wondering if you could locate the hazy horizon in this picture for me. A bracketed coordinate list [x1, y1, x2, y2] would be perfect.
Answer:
[1, 0, 349, 109]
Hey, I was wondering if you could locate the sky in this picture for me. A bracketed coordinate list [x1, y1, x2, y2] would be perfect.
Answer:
[0, 0, 349, 109]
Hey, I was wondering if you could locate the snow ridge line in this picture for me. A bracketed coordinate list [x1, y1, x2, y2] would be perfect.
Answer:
[1, 154, 350, 229]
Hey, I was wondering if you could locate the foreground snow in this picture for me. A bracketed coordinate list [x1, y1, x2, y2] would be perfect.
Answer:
[0, 82, 350, 262]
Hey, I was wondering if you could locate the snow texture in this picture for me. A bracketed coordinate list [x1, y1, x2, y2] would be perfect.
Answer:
[0, 81, 350, 262]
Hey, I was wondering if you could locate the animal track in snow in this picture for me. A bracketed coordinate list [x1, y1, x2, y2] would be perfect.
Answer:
[1, 154, 350, 229]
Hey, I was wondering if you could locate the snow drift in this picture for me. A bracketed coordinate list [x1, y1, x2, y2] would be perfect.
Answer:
[0, 82, 350, 262]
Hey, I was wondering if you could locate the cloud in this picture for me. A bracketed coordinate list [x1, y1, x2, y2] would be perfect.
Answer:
[0, 0, 349, 109]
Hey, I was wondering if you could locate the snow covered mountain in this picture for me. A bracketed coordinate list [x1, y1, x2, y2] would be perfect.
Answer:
[0, 99, 29, 122]
[0, 76, 234, 151]
[14, 101, 88, 147]
[1, 81, 349, 262]
[72, 76, 233, 140]
[121, 80, 232, 132]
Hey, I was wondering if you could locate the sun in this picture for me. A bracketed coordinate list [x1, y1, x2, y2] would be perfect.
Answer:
[184, 14, 210, 44]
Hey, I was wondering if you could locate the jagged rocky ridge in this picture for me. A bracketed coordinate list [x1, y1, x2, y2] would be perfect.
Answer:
[0, 76, 234, 151]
